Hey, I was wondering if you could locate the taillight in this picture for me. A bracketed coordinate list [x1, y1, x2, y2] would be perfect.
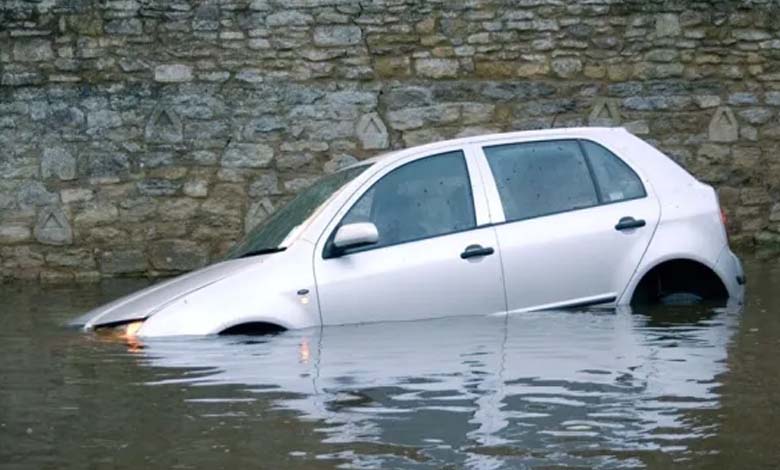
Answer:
[720, 206, 730, 242]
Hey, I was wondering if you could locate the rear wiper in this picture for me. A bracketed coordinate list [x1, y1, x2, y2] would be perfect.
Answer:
[238, 247, 287, 258]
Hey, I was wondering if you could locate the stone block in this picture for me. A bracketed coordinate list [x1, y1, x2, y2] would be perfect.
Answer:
[415, 58, 459, 79]
[150, 240, 208, 271]
[34, 206, 73, 245]
[98, 249, 147, 274]
[145, 108, 183, 144]
[656, 13, 681, 37]
[551, 57, 582, 78]
[41, 147, 77, 181]
[313, 26, 362, 46]
[249, 174, 280, 197]
[13, 40, 54, 62]
[708, 107, 739, 143]
[222, 143, 274, 168]
[356, 113, 389, 149]
[588, 98, 621, 126]
[0, 225, 31, 244]
[154, 64, 193, 83]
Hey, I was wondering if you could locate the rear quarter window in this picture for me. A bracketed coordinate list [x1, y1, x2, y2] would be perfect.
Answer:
[580, 140, 646, 203]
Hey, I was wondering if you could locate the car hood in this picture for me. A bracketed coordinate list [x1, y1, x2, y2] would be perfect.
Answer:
[70, 256, 264, 329]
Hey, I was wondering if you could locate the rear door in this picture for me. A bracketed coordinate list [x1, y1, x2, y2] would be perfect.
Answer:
[313, 149, 507, 326]
[474, 138, 660, 312]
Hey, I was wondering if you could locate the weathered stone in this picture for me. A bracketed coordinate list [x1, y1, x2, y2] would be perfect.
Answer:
[551, 57, 582, 78]
[46, 249, 96, 269]
[105, 18, 143, 35]
[249, 174, 280, 197]
[86, 109, 122, 131]
[656, 14, 681, 37]
[183, 179, 209, 198]
[0, 225, 31, 244]
[313, 26, 362, 46]
[13, 40, 54, 62]
[74, 202, 119, 226]
[137, 179, 181, 196]
[738, 107, 773, 125]
[222, 143, 274, 168]
[374, 56, 411, 78]
[145, 107, 184, 144]
[150, 240, 208, 271]
[588, 98, 621, 126]
[770, 203, 780, 223]
[245, 198, 275, 234]
[98, 249, 147, 274]
[41, 147, 77, 181]
[356, 112, 389, 149]
[17, 181, 58, 209]
[34, 206, 73, 245]
[415, 59, 459, 79]
[387, 104, 460, 131]
[624, 120, 650, 135]
[709, 107, 739, 143]
[324, 154, 358, 173]
[266, 11, 313, 26]
[154, 64, 193, 83]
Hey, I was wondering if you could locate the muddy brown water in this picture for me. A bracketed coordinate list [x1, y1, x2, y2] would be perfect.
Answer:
[1, 255, 779, 469]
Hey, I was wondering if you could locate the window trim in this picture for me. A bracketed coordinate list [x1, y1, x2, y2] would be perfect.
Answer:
[322, 150, 479, 259]
[481, 138, 648, 226]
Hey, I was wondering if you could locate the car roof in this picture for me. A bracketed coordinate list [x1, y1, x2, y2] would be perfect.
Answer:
[348, 126, 631, 169]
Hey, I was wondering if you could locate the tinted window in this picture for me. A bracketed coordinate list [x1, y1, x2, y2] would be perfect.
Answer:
[340, 151, 475, 250]
[581, 141, 645, 203]
[484, 140, 599, 221]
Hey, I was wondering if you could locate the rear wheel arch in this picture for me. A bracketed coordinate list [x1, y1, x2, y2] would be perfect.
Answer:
[628, 257, 728, 305]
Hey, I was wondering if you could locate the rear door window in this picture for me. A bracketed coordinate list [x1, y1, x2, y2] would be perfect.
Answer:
[483, 140, 599, 221]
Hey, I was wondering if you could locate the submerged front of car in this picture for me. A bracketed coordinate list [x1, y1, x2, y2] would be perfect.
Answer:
[72, 242, 322, 337]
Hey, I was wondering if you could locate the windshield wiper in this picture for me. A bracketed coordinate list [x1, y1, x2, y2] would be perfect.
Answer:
[238, 247, 287, 259]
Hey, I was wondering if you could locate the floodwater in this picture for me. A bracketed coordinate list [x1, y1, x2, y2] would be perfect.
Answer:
[1, 256, 779, 470]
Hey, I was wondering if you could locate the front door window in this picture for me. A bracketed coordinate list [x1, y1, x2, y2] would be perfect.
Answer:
[338, 150, 476, 252]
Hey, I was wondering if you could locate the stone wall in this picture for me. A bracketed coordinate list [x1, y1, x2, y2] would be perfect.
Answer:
[1, 0, 780, 282]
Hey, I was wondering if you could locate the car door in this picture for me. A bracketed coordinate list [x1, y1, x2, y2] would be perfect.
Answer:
[313, 149, 507, 326]
[475, 138, 661, 312]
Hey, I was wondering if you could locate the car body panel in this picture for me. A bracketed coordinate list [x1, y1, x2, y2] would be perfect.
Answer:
[314, 226, 507, 326]
[70, 257, 263, 328]
[135, 242, 321, 336]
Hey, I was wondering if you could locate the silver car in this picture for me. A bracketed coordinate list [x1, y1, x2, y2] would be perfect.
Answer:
[72, 127, 745, 337]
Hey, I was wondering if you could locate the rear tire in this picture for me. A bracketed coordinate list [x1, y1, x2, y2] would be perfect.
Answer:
[631, 259, 728, 307]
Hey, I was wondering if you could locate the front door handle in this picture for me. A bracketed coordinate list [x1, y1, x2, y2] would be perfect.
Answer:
[460, 244, 495, 259]
[615, 216, 646, 231]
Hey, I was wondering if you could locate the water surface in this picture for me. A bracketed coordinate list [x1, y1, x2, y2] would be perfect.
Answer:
[1, 256, 779, 469]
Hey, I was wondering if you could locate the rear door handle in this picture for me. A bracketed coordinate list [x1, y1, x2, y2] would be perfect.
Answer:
[460, 244, 495, 259]
[615, 216, 646, 231]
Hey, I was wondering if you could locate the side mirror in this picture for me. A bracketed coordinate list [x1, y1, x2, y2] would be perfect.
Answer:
[332, 222, 379, 251]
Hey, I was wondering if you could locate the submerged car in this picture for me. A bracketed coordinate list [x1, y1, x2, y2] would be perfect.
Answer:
[71, 127, 745, 337]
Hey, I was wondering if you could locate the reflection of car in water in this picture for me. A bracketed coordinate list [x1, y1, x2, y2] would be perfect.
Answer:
[71, 127, 744, 337]
[136, 307, 740, 466]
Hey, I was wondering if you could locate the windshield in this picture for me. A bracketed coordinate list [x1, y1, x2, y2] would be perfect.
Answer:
[225, 164, 371, 259]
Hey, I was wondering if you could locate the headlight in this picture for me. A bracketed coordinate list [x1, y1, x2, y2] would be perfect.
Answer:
[94, 320, 145, 339]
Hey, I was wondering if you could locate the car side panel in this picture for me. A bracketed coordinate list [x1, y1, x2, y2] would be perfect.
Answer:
[616, 187, 735, 304]
[137, 243, 321, 336]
